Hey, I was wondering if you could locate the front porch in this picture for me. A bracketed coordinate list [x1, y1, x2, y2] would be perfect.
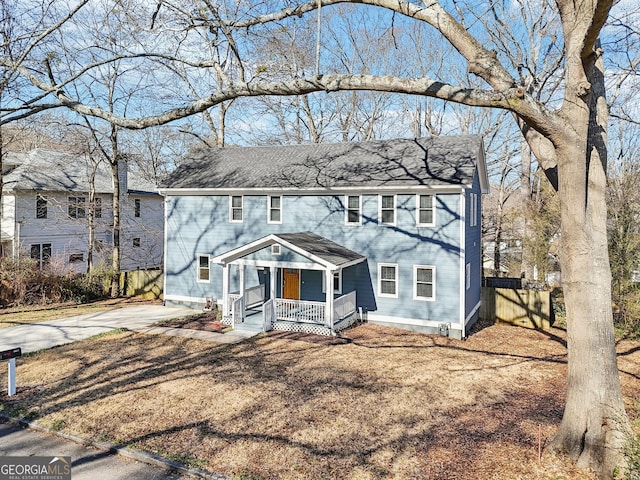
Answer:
[224, 286, 359, 336]
[213, 232, 366, 336]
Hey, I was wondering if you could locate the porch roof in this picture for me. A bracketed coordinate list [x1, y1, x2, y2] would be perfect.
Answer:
[212, 232, 366, 270]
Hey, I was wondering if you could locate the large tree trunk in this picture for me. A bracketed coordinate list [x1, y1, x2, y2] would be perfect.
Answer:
[548, 38, 630, 478]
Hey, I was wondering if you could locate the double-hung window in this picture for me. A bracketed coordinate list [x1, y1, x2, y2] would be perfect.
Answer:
[378, 263, 398, 298]
[93, 198, 102, 218]
[379, 194, 396, 225]
[134, 198, 141, 218]
[414, 265, 435, 301]
[197, 254, 210, 282]
[31, 243, 51, 269]
[230, 195, 243, 222]
[268, 196, 282, 224]
[36, 195, 47, 219]
[345, 195, 361, 225]
[68, 196, 86, 219]
[417, 194, 435, 227]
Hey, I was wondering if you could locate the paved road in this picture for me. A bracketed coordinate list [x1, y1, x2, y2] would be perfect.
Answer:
[0, 305, 197, 353]
[0, 419, 194, 479]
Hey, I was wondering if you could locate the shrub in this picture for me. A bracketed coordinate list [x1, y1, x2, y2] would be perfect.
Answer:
[0, 257, 109, 307]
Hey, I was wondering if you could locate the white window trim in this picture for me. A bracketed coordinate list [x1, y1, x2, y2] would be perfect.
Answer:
[197, 254, 211, 283]
[322, 271, 342, 294]
[345, 195, 362, 226]
[416, 194, 436, 227]
[267, 195, 283, 224]
[469, 192, 478, 227]
[271, 244, 281, 255]
[229, 195, 243, 223]
[378, 194, 396, 226]
[414, 265, 436, 301]
[378, 263, 399, 298]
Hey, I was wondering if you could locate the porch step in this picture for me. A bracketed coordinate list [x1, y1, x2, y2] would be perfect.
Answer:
[233, 321, 264, 333]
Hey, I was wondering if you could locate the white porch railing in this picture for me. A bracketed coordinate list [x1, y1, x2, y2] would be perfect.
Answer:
[275, 299, 327, 324]
[227, 284, 265, 315]
[333, 291, 356, 324]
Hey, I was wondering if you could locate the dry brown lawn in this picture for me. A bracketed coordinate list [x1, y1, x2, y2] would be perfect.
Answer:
[2, 321, 639, 480]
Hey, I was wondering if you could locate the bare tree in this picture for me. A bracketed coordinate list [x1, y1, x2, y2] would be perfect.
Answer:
[6, 0, 640, 475]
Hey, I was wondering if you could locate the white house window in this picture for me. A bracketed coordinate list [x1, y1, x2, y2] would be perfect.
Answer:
[378, 263, 398, 297]
[94, 198, 102, 218]
[417, 194, 435, 226]
[134, 198, 141, 218]
[469, 192, 478, 227]
[68, 196, 86, 219]
[230, 195, 243, 222]
[414, 265, 435, 301]
[345, 195, 361, 225]
[69, 253, 84, 263]
[268, 196, 282, 224]
[379, 195, 396, 225]
[322, 271, 342, 294]
[36, 195, 47, 219]
[197, 254, 210, 282]
[31, 243, 51, 269]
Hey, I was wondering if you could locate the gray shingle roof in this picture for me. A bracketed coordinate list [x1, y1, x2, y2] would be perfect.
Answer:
[3, 149, 157, 194]
[163, 135, 484, 190]
[276, 232, 366, 267]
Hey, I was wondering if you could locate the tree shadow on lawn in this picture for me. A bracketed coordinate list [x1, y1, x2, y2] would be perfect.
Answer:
[0, 324, 584, 478]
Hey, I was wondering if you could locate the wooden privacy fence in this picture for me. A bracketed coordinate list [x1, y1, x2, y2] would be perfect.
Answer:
[480, 286, 553, 329]
[119, 269, 164, 299]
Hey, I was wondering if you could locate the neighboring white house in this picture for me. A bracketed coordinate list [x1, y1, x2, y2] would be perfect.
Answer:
[0, 149, 163, 273]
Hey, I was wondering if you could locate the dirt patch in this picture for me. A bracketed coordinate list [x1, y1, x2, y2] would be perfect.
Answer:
[158, 309, 228, 333]
[1, 322, 638, 480]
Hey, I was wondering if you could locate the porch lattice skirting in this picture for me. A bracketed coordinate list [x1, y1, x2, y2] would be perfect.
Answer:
[271, 310, 359, 336]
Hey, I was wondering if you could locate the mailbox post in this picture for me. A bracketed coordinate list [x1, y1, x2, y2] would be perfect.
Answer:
[1, 348, 22, 396]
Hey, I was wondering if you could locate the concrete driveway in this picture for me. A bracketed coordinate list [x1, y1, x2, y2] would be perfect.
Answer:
[0, 305, 197, 353]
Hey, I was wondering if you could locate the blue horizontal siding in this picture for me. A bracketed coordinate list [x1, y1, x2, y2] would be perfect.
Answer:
[165, 192, 464, 325]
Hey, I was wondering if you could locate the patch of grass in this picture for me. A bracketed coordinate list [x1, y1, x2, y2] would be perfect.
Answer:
[232, 469, 266, 480]
[87, 328, 129, 340]
[50, 418, 67, 432]
[164, 453, 209, 470]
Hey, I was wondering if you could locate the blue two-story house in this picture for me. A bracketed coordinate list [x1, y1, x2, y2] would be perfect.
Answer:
[160, 135, 488, 339]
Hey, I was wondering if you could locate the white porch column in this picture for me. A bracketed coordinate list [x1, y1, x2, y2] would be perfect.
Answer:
[270, 266, 277, 302]
[222, 264, 230, 317]
[325, 269, 335, 329]
[239, 265, 246, 317]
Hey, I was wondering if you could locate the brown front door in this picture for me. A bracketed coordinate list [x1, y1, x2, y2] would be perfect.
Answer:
[283, 268, 300, 300]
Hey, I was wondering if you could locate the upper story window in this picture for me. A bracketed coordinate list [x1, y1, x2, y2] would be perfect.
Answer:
[345, 195, 361, 225]
[133, 237, 141, 248]
[230, 195, 243, 222]
[469, 192, 478, 227]
[36, 195, 47, 219]
[378, 263, 398, 298]
[414, 265, 435, 301]
[268, 196, 282, 224]
[417, 194, 435, 227]
[134, 198, 141, 218]
[68, 196, 86, 219]
[197, 254, 210, 282]
[379, 194, 396, 226]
